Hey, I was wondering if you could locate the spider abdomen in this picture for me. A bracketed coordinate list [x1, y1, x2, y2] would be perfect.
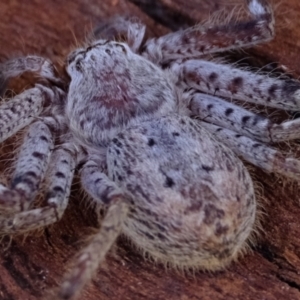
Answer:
[107, 115, 256, 270]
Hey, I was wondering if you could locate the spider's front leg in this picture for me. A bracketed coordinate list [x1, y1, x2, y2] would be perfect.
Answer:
[0, 86, 50, 143]
[0, 56, 64, 143]
[0, 121, 54, 214]
[0, 55, 62, 87]
[0, 85, 64, 214]
[0, 56, 68, 214]
[142, 0, 273, 63]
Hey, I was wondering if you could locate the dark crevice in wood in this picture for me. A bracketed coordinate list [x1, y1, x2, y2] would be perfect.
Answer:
[128, 0, 193, 30]
[276, 274, 300, 291]
[2, 252, 38, 296]
[255, 243, 277, 263]
[44, 227, 55, 248]
[0, 281, 15, 300]
[256, 244, 300, 291]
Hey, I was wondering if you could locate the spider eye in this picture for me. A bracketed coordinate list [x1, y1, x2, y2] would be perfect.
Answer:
[117, 44, 127, 53]
[67, 53, 76, 65]
[75, 60, 82, 72]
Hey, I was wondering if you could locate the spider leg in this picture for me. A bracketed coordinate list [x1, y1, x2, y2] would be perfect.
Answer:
[0, 56, 65, 142]
[0, 86, 45, 142]
[174, 59, 300, 111]
[93, 15, 146, 52]
[0, 56, 61, 84]
[0, 121, 54, 214]
[56, 161, 128, 300]
[0, 84, 63, 143]
[202, 122, 300, 180]
[142, 0, 273, 63]
[0, 80, 66, 212]
[190, 93, 300, 143]
[0, 145, 76, 233]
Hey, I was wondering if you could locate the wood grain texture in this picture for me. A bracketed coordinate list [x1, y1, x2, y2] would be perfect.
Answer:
[1, 0, 300, 299]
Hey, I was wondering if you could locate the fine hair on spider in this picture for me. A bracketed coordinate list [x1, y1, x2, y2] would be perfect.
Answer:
[1, 0, 300, 299]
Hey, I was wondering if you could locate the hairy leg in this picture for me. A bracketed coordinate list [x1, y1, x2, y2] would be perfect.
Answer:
[0, 121, 54, 214]
[0, 85, 55, 142]
[56, 160, 128, 300]
[174, 59, 300, 110]
[93, 15, 146, 52]
[0, 56, 61, 84]
[0, 145, 76, 233]
[142, 0, 274, 63]
[201, 122, 300, 180]
[189, 93, 300, 143]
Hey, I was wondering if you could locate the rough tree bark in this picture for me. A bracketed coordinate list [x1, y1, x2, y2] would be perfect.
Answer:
[1, 0, 300, 299]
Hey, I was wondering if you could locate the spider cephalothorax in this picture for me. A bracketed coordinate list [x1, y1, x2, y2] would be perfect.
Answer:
[66, 40, 178, 147]
[1, 0, 300, 299]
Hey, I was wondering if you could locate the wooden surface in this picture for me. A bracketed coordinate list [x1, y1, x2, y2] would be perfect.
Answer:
[1, 0, 300, 299]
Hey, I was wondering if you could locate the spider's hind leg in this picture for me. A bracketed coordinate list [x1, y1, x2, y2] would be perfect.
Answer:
[189, 92, 300, 143]
[142, 0, 274, 63]
[202, 122, 300, 181]
[55, 160, 128, 300]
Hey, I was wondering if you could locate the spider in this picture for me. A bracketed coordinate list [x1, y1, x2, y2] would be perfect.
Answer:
[1, 0, 300, 299]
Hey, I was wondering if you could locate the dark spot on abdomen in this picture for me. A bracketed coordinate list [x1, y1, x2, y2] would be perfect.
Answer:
[148, 138, 156, 146]
[164, 176, 175, 188]
[202, 164, 214, 172]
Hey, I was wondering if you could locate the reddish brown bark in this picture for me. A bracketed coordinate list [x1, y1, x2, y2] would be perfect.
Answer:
[1, 1, 300, 299]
